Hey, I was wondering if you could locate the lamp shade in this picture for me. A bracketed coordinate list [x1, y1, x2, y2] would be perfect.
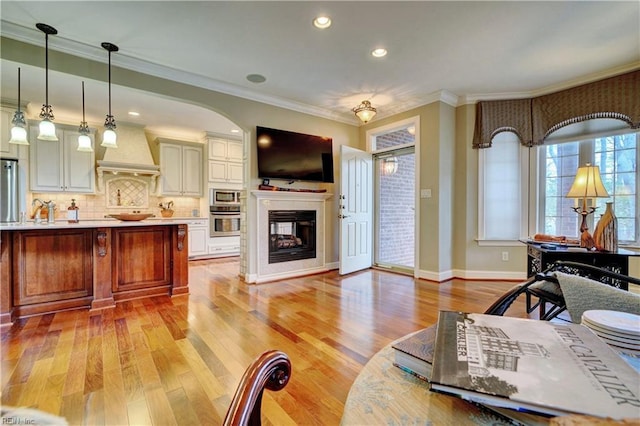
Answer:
[566, 164, 609, 199]
[9, 124, 28, 145]
[77, 134, 93, 152]
[38, 118, 58, 141]
[101, 128, 118, 148]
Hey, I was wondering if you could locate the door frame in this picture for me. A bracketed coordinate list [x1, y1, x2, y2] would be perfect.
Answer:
[366, 116, 421, 278]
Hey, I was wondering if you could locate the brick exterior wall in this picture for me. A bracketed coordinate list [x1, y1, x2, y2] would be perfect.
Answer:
[376, 130, 415, 267]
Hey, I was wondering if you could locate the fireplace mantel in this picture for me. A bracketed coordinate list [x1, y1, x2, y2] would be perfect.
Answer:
[251, 190, 333, 283]
[251, 190, 333, 202]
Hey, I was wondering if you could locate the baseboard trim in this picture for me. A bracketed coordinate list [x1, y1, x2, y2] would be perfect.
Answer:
[416, 268, 526, 282]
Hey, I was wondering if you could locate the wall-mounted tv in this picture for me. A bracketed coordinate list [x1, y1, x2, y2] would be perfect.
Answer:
[256, 126, 334, 183]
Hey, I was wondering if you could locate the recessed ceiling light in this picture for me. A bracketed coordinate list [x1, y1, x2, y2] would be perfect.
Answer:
[313, 16, 331, 29]
[246, 74, 266, 83]
[371, 48, 388, 58]
[230, 129, 240, 133]
[128, 111, 140, 116]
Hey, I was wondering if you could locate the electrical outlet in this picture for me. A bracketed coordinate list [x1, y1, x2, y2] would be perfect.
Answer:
[502, 251, 509, 262]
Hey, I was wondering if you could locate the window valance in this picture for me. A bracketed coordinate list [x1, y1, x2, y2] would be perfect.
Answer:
[472, 70, 640, 149]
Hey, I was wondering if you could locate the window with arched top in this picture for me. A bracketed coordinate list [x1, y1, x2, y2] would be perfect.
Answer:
[540, 120, 637, 243]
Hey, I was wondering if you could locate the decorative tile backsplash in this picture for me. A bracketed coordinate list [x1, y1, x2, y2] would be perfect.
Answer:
[106, 178, 149, 208]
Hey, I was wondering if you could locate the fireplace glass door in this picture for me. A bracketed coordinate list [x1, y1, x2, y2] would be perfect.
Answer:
[269, 210, 316, 263]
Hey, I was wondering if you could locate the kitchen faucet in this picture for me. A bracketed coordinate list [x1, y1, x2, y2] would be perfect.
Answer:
[32, 198, 44, 223]
[32, 198, 56, 224]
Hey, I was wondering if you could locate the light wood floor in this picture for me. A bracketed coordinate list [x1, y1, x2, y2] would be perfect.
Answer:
[1, 258, 528, 425]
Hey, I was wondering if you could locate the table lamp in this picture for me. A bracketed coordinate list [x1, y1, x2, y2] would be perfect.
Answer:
[565, 163, 609, 249]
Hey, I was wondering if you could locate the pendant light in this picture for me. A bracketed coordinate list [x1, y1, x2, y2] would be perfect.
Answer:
[36, 23, 59, 141]
[101, 42, 119, 148]
[77, 82, 93, 152]
[9, 67, 28, 145]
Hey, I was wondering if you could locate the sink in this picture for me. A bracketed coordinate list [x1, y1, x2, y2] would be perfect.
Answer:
[107, 213, 154, 221]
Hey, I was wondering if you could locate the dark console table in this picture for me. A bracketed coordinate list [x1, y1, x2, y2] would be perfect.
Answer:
[524, 242, 639, 289]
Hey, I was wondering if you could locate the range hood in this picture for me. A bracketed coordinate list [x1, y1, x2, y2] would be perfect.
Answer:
[96, 125, 160, 192]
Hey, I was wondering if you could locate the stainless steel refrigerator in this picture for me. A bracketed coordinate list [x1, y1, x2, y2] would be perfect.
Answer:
[1, 158, 19, 223]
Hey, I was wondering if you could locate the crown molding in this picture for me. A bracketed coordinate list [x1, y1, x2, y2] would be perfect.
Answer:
[1, 21, 356, 125]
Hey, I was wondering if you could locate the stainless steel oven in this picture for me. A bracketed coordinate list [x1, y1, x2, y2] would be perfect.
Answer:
[210, 204, 241, 237]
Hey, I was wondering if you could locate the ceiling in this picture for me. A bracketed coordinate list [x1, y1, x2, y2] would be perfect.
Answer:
[1, 1, 639, 139]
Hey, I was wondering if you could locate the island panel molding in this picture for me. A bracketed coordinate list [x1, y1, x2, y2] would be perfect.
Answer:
[0, 220, 190, 327]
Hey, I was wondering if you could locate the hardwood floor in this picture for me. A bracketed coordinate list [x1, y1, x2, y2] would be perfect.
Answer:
[1, 258, 527, 425]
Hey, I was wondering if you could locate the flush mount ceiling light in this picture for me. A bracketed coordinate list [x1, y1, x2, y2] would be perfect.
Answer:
[371, 48, 388, 58]
[101, 42, 119, 148]
[77, 81, 93, 152]
[36, 23, 58, 141]
[9, 67, 28, 145]
[352, 100, 377, 124]
[313, 15, 332, 29]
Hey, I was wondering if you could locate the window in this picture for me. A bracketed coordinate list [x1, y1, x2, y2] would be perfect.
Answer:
[540, 131, 638, 243]
[478, 132, 528, 242]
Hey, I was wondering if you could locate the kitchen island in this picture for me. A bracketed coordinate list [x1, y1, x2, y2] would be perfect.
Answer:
[0, 220, 190, 327]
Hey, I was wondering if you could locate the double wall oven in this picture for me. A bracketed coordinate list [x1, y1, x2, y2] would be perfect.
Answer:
[209, 189, 241, 237]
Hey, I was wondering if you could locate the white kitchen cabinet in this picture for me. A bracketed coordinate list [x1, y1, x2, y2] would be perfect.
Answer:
[187, 218, 209, 258]
[1, 107, 21, 159]
[208, 160, 243, 184]
[207, 137, 243, 184]
[158, 139, 203, 197]
[29, 124, 95, 193]
[208, 137, 242, 162]
[208, 236, 240, 257]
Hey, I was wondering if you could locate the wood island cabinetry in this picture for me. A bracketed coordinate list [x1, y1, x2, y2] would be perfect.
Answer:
[0, 221, 189, 327]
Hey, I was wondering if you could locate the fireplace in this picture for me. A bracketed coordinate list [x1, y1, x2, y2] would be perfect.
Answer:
[269, 210, 316, 263]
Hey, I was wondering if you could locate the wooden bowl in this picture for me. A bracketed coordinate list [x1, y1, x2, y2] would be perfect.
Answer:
[108, 213, 154, 221]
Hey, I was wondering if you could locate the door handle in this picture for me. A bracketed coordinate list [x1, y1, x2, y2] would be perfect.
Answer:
[338, 214, 351, 219]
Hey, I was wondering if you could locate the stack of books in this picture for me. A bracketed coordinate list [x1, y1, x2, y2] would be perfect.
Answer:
[392, 312, 640, 420]
[425, 311, 640, 419]
[391, 324, 436, 382]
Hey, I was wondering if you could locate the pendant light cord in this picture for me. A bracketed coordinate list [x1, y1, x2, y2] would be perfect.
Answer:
[45, 33, 49, 106]
[82, 81, 86, 121]
[108, 50, 112, 116]
[17, 68, 21, 112]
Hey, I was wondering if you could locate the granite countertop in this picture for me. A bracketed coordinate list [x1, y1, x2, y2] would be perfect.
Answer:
[0, 217, 207, 230]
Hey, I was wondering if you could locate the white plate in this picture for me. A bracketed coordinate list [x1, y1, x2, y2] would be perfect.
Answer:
[595, 334, 640, 350]
[582, 310, 640, 336]
[582, 318, 640, 342]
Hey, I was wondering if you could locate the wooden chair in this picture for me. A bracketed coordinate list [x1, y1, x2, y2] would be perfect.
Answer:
[484, 260, 640, 321]
[224, 350, 291, 426]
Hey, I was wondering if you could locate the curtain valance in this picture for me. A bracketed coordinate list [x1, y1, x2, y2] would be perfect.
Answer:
[472, 70, 640, 149]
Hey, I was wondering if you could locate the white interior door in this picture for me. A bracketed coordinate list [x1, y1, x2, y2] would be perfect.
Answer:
[339, 145, 373, 275]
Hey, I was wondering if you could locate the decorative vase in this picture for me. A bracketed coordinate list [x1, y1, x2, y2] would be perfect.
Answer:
[593, 202, 617, 252]
[160, 209, 174, 218]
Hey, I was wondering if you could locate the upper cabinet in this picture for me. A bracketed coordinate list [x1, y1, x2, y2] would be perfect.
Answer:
[29, 124, 95, 193]
[157, 138, 203, 197]
[206, 137, 242, 184]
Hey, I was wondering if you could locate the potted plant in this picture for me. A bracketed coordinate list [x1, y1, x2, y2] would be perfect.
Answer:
[159, 201, 174, 218]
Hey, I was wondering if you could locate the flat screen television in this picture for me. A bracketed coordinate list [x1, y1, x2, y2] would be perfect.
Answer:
[256, 126, 334, 183]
